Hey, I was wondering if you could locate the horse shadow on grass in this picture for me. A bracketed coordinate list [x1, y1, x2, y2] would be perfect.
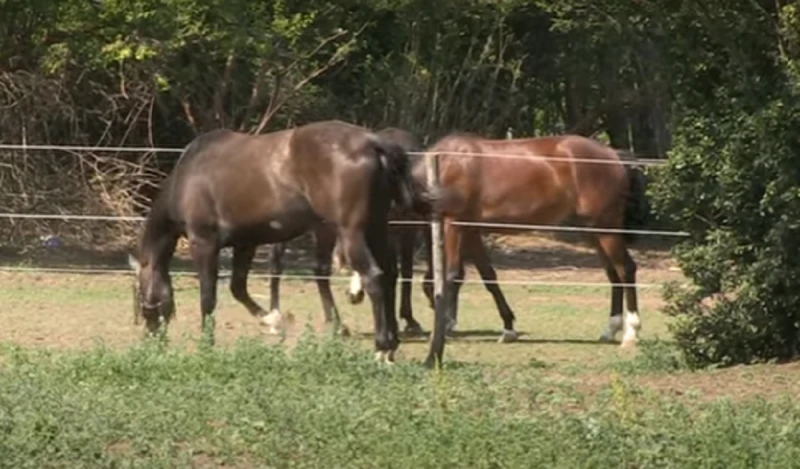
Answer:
[351, 329, 619, 346]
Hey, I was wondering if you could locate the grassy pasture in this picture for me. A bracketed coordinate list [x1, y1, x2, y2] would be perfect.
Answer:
[1, 234, 800, 468]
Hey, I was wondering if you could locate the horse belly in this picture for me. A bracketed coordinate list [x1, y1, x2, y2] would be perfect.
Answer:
[219, 197, 317, 246]
[477, 174, 573, 226]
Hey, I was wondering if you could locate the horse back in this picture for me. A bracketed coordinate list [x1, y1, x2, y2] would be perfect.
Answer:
[425, 133, 629, 223]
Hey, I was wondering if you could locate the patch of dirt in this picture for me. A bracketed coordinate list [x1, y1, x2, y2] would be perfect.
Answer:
[635, 362, 800, 403]
[563, 361, 800, 406]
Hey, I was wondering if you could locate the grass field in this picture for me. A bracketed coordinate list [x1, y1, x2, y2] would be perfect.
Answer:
[2, 234, 800, 467]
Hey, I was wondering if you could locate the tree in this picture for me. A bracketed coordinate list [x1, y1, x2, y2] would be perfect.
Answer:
[649, 0, 800, 367]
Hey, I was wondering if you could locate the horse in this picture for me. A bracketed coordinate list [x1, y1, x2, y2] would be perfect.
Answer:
[262, 127, 429, 336]
[126, 120, 435, 362]
[348, 132, 650, 359]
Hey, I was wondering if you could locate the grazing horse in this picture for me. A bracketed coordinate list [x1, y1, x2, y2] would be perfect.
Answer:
[126, 120, 433, 361]
[263, 127, 429, 336]
[349, 132, 649, 353]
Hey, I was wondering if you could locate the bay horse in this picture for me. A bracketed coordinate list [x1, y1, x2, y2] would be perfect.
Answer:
[263, 127, 429, 336]
[348, 132, 649, 359]
[126, 120, 434, 361]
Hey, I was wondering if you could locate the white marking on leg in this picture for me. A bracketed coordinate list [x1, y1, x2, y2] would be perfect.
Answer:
[599, 315, 623, 342]
[349, 272, 362, 296]
[269, 220, 282, 230]
[620, 310, 641, 347]
[374, 350, 395, 365]
[347, 272, 364, 304]
[260, 309, 284, 335]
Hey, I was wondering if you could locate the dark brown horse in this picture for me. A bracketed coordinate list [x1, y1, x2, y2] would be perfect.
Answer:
[348, 132, 649, 363]
[127, 120, 434, 361]
[263, 127, 429, 336]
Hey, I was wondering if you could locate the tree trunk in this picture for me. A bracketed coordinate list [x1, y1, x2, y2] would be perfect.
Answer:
[604, 108, 631, 150]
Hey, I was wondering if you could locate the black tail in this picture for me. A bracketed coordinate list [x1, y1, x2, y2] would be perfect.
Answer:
[369, 134, 435, 213]
[623, 164, 651, 245]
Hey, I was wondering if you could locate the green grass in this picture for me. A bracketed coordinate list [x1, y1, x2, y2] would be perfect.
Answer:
[1, 336, 800, 468]
[2, 270, 800, 467]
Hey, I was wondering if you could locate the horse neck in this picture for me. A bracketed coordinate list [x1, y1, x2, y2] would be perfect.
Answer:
[140, 198, 179, 274]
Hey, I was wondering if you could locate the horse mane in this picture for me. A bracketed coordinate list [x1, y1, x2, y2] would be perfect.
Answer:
[437, 130, 483, 140]
[136, 187, 177, 267]
[134, 134, 218, 266]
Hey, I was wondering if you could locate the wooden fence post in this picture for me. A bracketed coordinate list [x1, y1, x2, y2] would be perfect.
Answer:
[424, 151, 447, 368]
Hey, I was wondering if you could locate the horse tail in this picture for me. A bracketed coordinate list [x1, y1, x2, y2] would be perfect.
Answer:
[369, 133, 461, 218]
[622, 163, 651, 245]
[368, 134, 425, 211]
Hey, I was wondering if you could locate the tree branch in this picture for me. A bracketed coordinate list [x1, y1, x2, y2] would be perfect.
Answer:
[213, 51, 237, 128]
[251, 26, 365, 134]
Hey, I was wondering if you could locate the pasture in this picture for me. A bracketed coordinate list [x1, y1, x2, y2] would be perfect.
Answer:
[2, 233, 800, 468]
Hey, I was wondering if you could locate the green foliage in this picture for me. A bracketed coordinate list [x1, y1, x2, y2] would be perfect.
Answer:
[611, 339, 690, 375]
[2, 338, 800, 468]
[5, 0, 800, 369]
[651, 93, 800, 368]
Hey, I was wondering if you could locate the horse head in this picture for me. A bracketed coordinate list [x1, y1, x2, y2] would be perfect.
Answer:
[127, 251, 176, 334]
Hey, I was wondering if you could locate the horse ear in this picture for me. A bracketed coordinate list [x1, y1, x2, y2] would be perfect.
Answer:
[127, 252, 141, 274]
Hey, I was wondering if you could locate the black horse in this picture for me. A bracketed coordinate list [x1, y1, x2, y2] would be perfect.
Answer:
[263, 127, 431, 336]
[127, 120, 435, 361]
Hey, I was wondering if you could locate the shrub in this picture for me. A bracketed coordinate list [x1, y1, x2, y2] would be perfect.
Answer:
[650, 93, 800, 368]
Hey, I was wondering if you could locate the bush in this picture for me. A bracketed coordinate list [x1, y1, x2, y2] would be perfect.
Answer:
[650, 93, 800, 368]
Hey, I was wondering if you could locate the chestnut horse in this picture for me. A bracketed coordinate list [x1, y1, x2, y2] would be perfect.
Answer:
[263, 127, 429, 336]
[127, 120, 434, 361]
[349, 132, 649, 360]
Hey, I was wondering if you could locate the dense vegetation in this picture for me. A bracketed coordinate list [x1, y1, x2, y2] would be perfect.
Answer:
[3, 2, 800, 365]
[2, 336, 800, 468]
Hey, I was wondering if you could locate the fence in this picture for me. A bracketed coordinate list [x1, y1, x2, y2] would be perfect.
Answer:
[0, 141, 691, 363]
[0, 142, 685, 288]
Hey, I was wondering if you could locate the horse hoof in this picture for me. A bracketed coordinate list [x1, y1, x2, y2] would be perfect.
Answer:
[620, 339, 638, 349]
[347, 290, 365, 305]
[337, 324, 351, 337]
[260, 310, 284, 335]
[404, 323, 425, 336]
[374, 350, 395, 364]
[498, 329, 519, 343]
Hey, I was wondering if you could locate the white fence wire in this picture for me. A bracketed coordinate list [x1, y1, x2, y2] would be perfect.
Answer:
[0, 142, 683, 288]
[0, 143, 667, 166]
[0, 266, 665, 289]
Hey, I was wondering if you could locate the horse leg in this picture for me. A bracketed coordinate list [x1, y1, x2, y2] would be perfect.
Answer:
[347, 271, 365, 305]
[463, 231, 518, 343]
[398, 228, 424, 336]
[443, 223, 465, 334]
[377, 228, 400, 355]
[188, 234, 220, 345]
[339, 227, 398, 362]
[269, 243, 285, 317]
[591, 238, 624, 343]
[419, 221, 460, 333]
[424, 221, 463, 368]
[421, 227, 435, 309]
[312, 225, 349, 336]
[596, 234, 640, 347]
[342, 232, 366, 304]
[229, 244, 285, 335]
